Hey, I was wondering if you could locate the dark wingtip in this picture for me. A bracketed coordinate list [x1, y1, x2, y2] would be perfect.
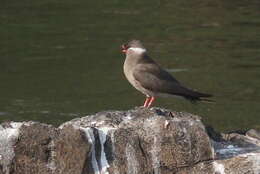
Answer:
[199, 93, 215, 103]
[198, 92, 213, 98]
[185, 93, 215, 104]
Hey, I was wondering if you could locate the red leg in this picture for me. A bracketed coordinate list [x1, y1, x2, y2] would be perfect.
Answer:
[143, 97, 151, 107]
[147, 97, 155, 107]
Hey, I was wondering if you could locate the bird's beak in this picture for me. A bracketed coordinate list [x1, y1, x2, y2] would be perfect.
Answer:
[121, 44, 128, 53]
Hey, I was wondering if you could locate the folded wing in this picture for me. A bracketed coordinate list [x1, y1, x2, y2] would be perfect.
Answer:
[133, 64, 212, 101]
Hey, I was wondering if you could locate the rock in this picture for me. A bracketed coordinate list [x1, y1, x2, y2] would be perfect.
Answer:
[61, 107, 213, 174]
[246, 129, 260, 140]
[221, 132, 260, 148]
[0, 121, 90, 174]
[206, 125, 224, 142]
[53, 125, 91, 174]
[0, 107, 260, 174]
[215, 153, 260, 174]
[0, 122, 22, 174]
[11, 122, 57, 174]
[212, 130, 260, 174]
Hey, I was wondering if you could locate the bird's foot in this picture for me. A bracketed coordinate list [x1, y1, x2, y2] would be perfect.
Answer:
[142, 97, 155, 108]
[147, 97, 155, 107]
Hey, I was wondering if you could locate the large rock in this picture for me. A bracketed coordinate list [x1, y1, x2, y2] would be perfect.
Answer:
[0, 107, 260, 174]
[0, 122, 90, 174]
[61, 107, 213, 174]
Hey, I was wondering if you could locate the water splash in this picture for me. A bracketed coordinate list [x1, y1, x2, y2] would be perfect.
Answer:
[213, 161, 225, 174]
[82, 128, 100, 174]
[0, 122, 22, 174]
[82, 127, 114, 174]
[98, 127, 112, 174]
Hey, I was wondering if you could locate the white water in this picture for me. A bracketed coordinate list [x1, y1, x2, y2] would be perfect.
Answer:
[98, 127, 112, 174]
[82, 128, 100, 174]
[0, 122, 23, 174]
[213, 161, 225, 174]
[82, 126, 114, 174]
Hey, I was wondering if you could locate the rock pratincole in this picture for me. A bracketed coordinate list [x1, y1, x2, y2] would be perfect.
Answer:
[122, 40, 213, 108]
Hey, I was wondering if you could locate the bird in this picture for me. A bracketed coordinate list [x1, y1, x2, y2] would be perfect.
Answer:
[122, 40, 213, 108]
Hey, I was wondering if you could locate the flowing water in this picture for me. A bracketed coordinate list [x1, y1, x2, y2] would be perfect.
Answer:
[1, 0, 260, 131]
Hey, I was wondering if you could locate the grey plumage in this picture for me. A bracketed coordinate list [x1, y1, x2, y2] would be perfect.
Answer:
[122, 40, 213, 104]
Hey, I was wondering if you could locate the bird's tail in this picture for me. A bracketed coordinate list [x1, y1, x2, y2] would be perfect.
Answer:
[184, 91, 215, 103]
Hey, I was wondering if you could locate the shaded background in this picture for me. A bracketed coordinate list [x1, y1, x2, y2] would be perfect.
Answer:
[1, 0, 260, 131]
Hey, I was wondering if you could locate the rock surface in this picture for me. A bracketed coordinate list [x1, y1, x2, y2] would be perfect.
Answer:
[0, 122, 90, 174]
[61, 107, 213, 174]
[0, 107, 259, 174]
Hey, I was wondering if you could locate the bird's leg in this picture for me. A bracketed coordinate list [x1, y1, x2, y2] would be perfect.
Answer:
[147, 97, 155, 107]
[143, 97, 151, 107]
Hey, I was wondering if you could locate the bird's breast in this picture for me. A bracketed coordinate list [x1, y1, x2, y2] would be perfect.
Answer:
[123, 60, 136, 87]
[123, 61, 154, 97]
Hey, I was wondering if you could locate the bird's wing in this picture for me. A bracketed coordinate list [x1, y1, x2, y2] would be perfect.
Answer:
[132, 64, 190, 96]
[133, 63, 212, 100]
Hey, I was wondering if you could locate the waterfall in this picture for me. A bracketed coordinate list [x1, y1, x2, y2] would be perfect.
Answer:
[82, 126, 114, 174]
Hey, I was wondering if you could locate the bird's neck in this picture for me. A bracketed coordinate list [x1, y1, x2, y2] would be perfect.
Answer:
[128, 47, 147, 54]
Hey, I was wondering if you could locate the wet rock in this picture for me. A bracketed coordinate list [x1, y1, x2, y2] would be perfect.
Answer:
[62, 107, 213, 174]
[215, 153, 260, 174]
[0, 122, 90, 174]
[212, 130, 260, 174]
[206, 125, 224, 142]
[246, 129, 260, 140]
[11, 122, 57, 174]
[0, 122, 22, 174]
[221, 132, 260, 148]
[0, 107, 260, 174]
[54, 125, 91, 174]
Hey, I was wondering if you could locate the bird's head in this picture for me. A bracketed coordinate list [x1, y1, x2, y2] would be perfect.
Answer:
[121, 40, 146, 54]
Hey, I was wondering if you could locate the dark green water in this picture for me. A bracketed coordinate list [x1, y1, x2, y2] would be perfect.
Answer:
[1, 0, 260, 131]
